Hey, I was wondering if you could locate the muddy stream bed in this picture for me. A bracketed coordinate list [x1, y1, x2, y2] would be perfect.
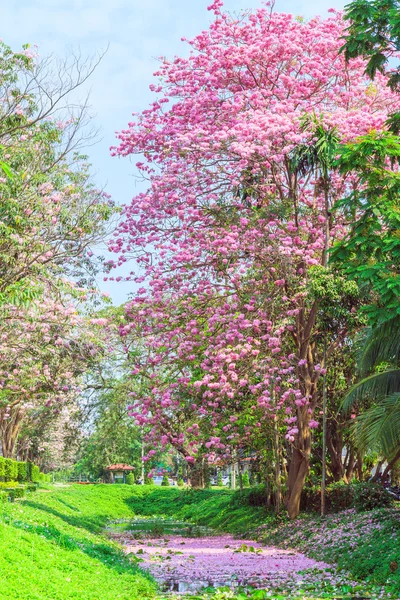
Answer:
[106, 518, 370, 597]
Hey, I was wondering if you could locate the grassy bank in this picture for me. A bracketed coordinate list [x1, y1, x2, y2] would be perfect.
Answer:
[0, 484, 156, 599]
[1, 484, 398, 598]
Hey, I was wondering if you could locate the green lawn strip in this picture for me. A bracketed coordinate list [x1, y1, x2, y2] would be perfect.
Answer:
[0, 485, 156, 599]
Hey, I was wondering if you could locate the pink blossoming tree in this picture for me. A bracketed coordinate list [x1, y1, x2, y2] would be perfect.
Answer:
[111, 2, 399, 517]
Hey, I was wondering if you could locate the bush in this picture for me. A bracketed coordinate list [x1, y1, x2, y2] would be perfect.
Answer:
[4, 459, 16, 482]
[0, 481, 19, 489]
[31, 464, 40, 482]
[125, 473, 135, 485]
[352, 482, 394, 511]
[26, 484, 37, 492]
[301, 481, 394, 513]
[242, 472, 250, 487]
[145, 475, 154, 485]
[17, 462, 27, 482]
[177, 478, 184, 487]
[0, 456, 4, 480]
[161, 474, 170, 487]
[217, 472, 223, 486]
[0, 491, 7, 503]
[26, 461, 33, 481]
[231, 485, 270, 507]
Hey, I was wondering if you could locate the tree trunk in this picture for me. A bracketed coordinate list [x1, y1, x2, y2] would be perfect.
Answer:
[189, 461, 204, 488]
[382, 448, 400, 482]
[273, 418, 281, 512]
[286, 442, 310, 519]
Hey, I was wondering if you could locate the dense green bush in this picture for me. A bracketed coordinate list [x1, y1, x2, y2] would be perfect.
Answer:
[352, 482, 394, 511]
[9, 488, 25, 500]
[301, 481, 394, 513]
[31, 464, 40, 482]
[126, 473, 135, 485]
[177, 478, 185, 487]
[4, 458, 18, 482]
[0, 491, 7, 503]
[217, 471, 223, 486]
[161, 474, 170, 486]
[17, 462, 27, 482]
[233, 485, 270, 507]
[144, 475, 154, 485]
[242, 472, 250, 487]
[0, 481, 19, 489]
[0, 456, 4, 480]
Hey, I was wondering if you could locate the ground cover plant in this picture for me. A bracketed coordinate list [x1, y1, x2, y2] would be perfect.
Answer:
[0, 484, 156, 599]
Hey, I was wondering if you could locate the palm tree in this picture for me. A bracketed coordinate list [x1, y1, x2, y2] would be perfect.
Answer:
[343, 316, 400, 476]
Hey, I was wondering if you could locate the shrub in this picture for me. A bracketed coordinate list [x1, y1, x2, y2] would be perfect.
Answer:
[17, 462, 27, 482]
[231, 485, 269, 507]
[177, 478, 184, 487]
[0, 456, 4, 480]
[10, 487, 25, 499]
[26, 484, 37, 492]
[26, 461, 33, 481]
[301, 481, 394, 513]
[31, 464, 40, 483]
[161, 474, 170, 487]
[217, 472, 223, 486]
[4, 458, 16, 482]
[126, 473, 135, 485]
[242, 472, 250, 487]
[0, 481, 19, 489]
[352, 482, 394, 511]
[145, 475, 154, 485]
[0, 491, 7, 503]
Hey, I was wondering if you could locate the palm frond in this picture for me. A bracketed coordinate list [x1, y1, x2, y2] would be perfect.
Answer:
[343, 368, 400, 412]
[359, 316, 400, 375]
[353, 393, 400, 457]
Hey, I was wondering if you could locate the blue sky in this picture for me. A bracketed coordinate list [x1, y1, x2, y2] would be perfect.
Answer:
[3, 0, 345, 304]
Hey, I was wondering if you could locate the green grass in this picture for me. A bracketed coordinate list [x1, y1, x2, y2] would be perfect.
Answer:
[0, 484, 156, 599]
[1, 484, 398, 599]
[123, 486, 266, 535]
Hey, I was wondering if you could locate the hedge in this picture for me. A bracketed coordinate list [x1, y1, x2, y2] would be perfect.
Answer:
[0, 456, 45, 483]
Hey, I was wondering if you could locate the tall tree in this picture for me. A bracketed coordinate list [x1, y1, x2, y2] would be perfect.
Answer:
[112, 4, 399, 517]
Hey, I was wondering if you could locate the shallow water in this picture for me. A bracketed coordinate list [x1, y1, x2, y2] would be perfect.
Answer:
[107, 517, 214, 538]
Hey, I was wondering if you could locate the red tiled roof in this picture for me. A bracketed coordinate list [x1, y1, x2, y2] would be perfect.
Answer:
[105, 464, 135, 471]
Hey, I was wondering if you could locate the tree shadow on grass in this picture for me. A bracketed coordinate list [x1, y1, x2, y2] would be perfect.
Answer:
[22, 500, 109, 534]
[8, 511, 155, 584]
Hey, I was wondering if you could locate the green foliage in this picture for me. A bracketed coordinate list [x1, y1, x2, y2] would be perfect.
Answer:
[17, 462, 27, 482]
[31, 464, 40, 483]
[341, 0, 400, 90]
[0, 456, 4, 480]
[333, 132, 400, 324]
[145, 476, 154, 485]
[262, 505, 400, 595]
[126, 472, 135, 485]
[301, 481, 394, 513]
[177, 478, 185, 487]
[242, 472, 250, 488]
[0, 485, 156, 599]
[161, 474, 170, 486]
[217, 471, 223, 486]
[4, 458, 17, 482]
[352, 481, 394, 511]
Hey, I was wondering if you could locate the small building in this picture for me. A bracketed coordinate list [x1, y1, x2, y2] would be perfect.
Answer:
[105, 463, 135, 484]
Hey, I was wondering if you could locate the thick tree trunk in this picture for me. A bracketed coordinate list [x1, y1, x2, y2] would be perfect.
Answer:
[189, 461, 205, 488]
